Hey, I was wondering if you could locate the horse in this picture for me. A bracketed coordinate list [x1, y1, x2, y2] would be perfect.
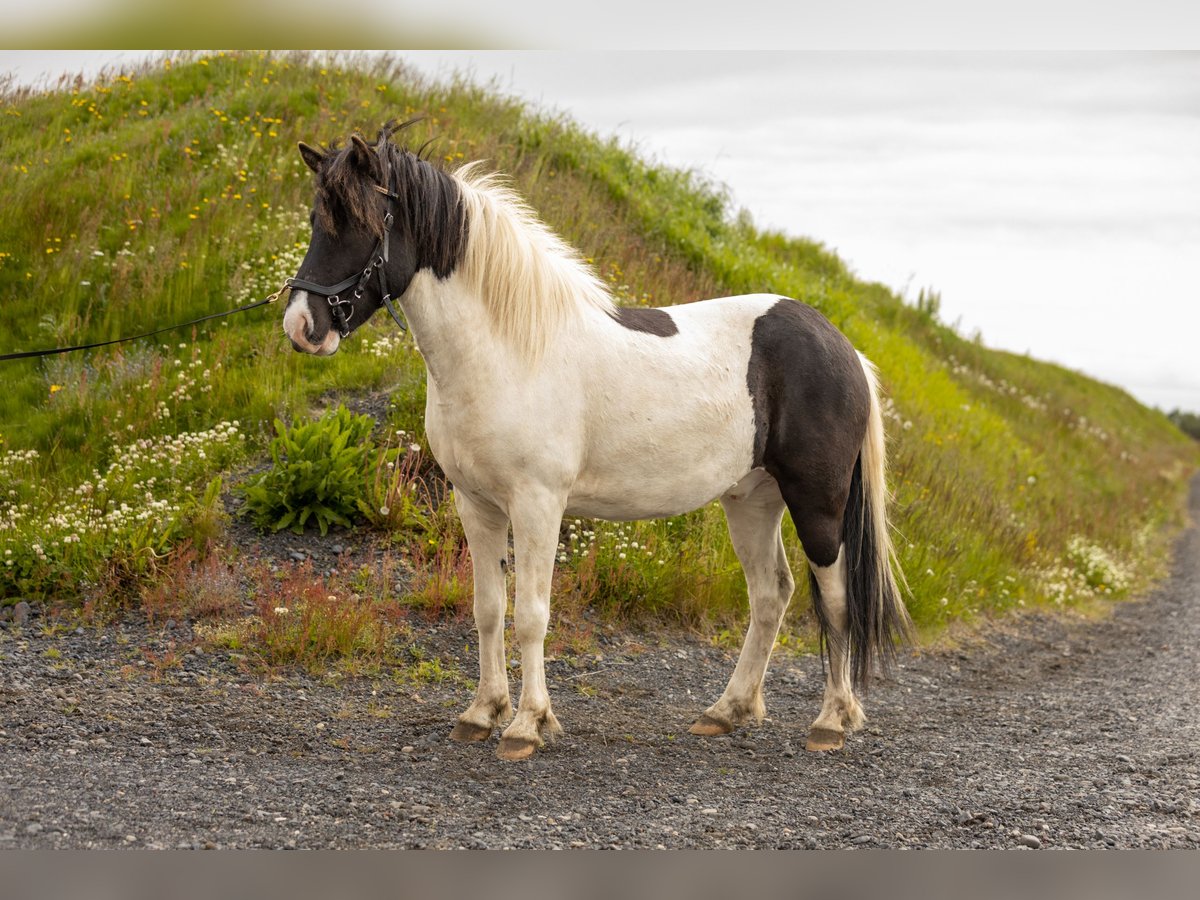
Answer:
[282, 124, 912, 761]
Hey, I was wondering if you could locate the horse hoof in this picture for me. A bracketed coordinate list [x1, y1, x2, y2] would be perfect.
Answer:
[689, 714, 733, 737]
[449, 720, 493, 743]
[496, 736, 540, 761]
[805, 726, 845, 752]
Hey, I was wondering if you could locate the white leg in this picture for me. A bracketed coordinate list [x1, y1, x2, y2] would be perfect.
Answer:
[691, 473, 794, 736]
[449, 491, 513, 742]
[497, 490, 564, 760]
[806, 546, 865, 751]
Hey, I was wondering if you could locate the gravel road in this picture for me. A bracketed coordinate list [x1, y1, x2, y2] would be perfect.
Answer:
[2, 477, 1198, 849]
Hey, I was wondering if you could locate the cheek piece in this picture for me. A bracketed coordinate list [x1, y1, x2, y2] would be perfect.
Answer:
[288, 157, 408, 338]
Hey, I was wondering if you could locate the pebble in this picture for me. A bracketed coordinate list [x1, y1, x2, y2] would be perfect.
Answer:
[12, 601, 31, 627]
[1019, 834, 1042, 849]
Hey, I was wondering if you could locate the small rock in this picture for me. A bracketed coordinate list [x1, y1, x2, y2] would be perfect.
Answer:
[289, 552, 307, 563]
[1019, 834, 1042, 849]
[330, 544, 345, 555]
[852, 835, 873, 845]
[25, 823, 43, 835]
[12, 601, 31, 627]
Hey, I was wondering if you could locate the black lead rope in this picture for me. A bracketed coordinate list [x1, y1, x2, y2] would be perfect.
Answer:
[0, 283, 289, 363]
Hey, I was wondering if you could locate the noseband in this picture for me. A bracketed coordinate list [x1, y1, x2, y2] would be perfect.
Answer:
[287, 153, 408, 338]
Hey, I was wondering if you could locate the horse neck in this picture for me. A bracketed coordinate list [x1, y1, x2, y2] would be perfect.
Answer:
[398, 268, 516, 391]
[452, 172, 614, 364]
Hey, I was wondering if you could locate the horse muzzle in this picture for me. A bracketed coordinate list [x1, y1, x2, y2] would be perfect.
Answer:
[283, 291, 340, 356]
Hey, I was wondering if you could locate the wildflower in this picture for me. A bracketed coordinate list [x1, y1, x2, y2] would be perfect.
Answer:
[49, 384, 62, 394]
[274, 607, 289, 615]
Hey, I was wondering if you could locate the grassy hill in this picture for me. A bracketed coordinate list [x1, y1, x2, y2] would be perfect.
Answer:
[2, 51, 1195, 644]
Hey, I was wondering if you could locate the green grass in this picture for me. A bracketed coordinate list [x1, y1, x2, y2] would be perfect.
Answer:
[1, 51, 1196, 647]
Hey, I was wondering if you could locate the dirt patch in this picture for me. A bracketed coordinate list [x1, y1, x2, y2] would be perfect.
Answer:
[2, 478, 1199, 849]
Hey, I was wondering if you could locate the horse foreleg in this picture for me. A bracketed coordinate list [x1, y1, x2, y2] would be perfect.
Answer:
[497, 490, 564, 761]
[692, 476, 793, 736]
[449, 491, 513, 743]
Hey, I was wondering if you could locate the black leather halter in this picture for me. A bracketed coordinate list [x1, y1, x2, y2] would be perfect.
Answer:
[286, 151, 407, 337]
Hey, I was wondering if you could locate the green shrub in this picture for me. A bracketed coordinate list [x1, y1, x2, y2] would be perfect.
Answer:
[240, 405, 395, 536]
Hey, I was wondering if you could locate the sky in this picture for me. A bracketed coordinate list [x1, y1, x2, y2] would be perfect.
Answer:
[3, 50, 1198, 412]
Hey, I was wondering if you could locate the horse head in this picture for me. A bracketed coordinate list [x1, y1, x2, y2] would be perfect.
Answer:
[283, 123, 464, 355]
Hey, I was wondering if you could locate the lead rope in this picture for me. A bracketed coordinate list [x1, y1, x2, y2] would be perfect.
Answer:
[0, 279, 292, 363]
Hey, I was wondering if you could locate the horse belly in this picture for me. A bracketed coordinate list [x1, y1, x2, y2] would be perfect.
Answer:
[565, 387, 755, 521]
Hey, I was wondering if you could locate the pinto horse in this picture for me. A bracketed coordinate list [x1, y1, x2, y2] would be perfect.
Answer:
[283, 126, 911, 760]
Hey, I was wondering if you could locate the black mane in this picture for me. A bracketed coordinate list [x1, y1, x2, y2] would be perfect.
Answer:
[311, 122, 466, 279]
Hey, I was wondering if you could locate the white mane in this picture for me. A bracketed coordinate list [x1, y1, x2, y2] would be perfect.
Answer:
[452, 162, 616, 364]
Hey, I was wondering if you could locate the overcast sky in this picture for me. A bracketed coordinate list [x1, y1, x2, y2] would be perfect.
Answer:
[4, 50, 1198, 411]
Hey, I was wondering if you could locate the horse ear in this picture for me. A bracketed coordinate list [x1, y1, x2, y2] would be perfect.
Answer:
[349, 134, 374, 170]
[298, 142, 323, 174]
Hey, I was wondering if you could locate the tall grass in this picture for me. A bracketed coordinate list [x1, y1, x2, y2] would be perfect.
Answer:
[1, 51, 1195, 638]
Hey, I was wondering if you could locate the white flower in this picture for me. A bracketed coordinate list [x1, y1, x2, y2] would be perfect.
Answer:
[379, 506, 390, 516]
[274, 607, 289, 615]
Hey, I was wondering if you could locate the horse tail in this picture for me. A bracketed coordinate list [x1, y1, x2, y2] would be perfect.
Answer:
[836, 354, 912, 690]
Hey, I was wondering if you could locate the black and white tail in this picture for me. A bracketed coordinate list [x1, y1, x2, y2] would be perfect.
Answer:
[811, 355, 912, 689]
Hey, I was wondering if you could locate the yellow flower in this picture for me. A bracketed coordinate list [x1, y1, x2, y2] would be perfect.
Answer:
[49, 384, 62, 394]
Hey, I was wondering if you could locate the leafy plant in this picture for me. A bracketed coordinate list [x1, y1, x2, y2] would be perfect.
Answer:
[240, 405, 394, 536]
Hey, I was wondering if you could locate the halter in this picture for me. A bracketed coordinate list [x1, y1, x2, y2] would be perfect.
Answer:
[286, 151, 408, 337]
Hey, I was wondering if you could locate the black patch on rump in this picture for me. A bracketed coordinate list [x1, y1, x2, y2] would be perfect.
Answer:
[746, 298, 870, 568]
[608, 306, 679, 336]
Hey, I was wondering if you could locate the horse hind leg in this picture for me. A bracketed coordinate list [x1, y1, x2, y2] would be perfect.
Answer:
[691, 472, 793, 737]
[805, 545, 865, 751]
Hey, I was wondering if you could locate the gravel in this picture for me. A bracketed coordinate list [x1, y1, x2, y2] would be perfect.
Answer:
[1, 475, 1198, 849]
